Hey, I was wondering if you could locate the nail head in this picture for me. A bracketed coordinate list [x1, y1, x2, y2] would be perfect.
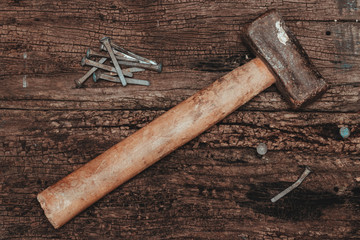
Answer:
[256, 143, 267, 155]
[100, 37, 110, 43]
[92, 72, 98, 82]
[86, 49, 91, 58]
[340, 127, 350, 139]
[81, 57, 86, 66]
[75, 80, 82, 88]
[158, 63, 163, 73]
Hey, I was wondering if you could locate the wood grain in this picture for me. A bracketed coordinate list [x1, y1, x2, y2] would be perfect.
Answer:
[0, 0, 359, 239]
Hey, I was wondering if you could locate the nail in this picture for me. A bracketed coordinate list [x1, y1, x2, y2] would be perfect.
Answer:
[83, 55, 161, 73]
[93, 72, 150, 86]
[113, 60, 162, 73]
[87, 48, 138, 62]
[107, 68, 141, 76]
[100, 37, 127, 86]
[100, 44, 138, 62]
[256, 143, 267, 155]
[75, 57, 107, 87]
[108, 41, 158, 66]
[114, 61, 162, 73]
[99, 70, 133, 77]
[81, 57, 133, 77]
[340, 127, 350, 139]
[100, 44, 162, 72]
[125, 67, 146, 73]
[271, 167, 312, 203]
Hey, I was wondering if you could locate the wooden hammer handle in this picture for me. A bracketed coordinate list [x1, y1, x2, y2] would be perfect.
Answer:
[37, 58, 275, 228]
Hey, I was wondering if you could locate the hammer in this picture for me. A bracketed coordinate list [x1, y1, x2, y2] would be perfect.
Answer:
[37, 10, 328, 228]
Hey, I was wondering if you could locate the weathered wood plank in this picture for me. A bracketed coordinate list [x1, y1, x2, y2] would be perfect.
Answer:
[1, 0, 359, 239]
[1, 109, 359, 155]
[1, 19, 359, 111]
[1, 18, 359, 81]
[0, 71, 359, 112]
[1, 105, 359, 235]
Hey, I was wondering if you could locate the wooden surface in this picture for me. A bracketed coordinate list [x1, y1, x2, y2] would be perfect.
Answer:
[0, 0, 359, 239]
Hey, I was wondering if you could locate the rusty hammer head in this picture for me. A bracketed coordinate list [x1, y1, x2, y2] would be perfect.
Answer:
[243, 10, 328, 108]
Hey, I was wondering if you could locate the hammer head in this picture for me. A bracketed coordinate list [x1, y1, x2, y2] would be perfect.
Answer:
[243, 10, 328, 108]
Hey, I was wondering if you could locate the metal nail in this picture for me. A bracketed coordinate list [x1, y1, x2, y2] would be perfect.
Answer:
[83, 55, 162, 73]
[100, 37, 127, 86]
[114, 67, 144, 75]
[75, 57, 107, 87]
[81, 57, 133, 77]
[107, 71, 117, 76]
[87, 48, 138, 63]
[271, 167, 312, 203]
[111, 60, 161, 73]
[109, 41, 158, 66]
[100, 44, 162, 72]
[125, 67, 146, 73]
[100, 44, 138, 62]
[106, 68, 143, 76]
[93, 72, 150, 86]
[103, 70, 134, 78]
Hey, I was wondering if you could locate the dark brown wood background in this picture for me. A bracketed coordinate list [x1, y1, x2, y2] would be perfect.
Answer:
[1, 0, 359, 239]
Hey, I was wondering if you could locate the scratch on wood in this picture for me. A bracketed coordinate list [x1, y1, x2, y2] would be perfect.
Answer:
[22, 52, 27, 88]
[22, 75, 27, 88]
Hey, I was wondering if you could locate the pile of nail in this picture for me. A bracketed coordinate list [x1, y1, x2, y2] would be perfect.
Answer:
[75, 37, 162, 87]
